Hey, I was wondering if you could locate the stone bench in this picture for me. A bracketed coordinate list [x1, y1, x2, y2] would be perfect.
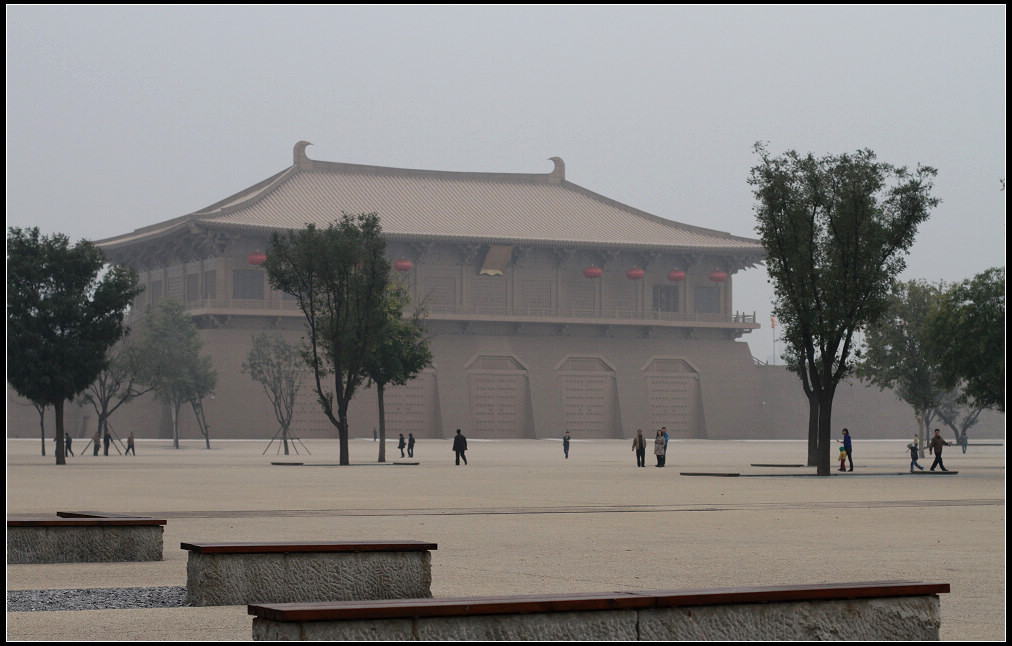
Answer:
[248, 581, 949, 641]
[182, 540, 437, 606]
[7, 516, 166, 564]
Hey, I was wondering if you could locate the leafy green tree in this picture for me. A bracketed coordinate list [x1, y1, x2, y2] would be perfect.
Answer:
[927, 267, 1005, 413]
[7, 227, 142, 465]
[749, 145, 938, 475]
[856, 280, 944, 450]
[264, 212, 391, 465]
[134, 300, 217, 449]
[364, 286, 433, 462]
[242, 333, 305, 455]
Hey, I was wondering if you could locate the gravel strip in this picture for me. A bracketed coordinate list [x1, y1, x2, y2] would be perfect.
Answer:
[7, 586, 188, 612]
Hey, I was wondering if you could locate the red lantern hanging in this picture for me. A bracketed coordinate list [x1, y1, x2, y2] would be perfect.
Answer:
[626, 267, 645, 280]
[248, 251, 267, 266]
[708, 270, 727, 283]
[667, 269, 686, 282]
[393, 258, 414, 273]
[583, 266, 602, 279]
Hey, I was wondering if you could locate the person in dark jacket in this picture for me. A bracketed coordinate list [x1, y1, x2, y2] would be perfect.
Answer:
[452, 429, 468, 465]
[839, 428, 853, 472]
[632, 430, 647, 467]
[929, 428, 950, 472]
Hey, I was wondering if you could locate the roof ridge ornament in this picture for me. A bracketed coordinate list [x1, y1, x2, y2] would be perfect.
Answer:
[294, 141, 313, 169]
[548, 156, 565, 183]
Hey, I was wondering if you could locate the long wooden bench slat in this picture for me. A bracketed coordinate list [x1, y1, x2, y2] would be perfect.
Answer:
[182, 540, 437, 554]
[248, 581, 950, 622]
[57, 511, 154, 519]
[645, 580, 951, 607]
[8, 517, 166, 527]
[250, 592, 652, 622]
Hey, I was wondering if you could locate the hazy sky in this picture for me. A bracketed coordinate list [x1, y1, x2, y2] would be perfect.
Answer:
[6, 5, 1005, 361]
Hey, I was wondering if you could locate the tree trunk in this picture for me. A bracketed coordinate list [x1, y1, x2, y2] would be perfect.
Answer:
[54, 399, 66, 465]
[916, 411, 928, 459]
[171, 401, 180, 449]
[815, 387, 836, 476]
[337, 403, 350, 466]
[806, 393, 819, 466]
[38, 405, 46, 457]
[377, 382, 387, 463]
[282, 428, 290, 455]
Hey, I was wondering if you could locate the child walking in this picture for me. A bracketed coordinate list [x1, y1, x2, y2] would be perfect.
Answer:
[907, 439, 925, 472]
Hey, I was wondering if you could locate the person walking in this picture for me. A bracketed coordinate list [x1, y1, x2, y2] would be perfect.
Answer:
[398, 433, 406, 458]
[407, 433, 415, 458]
[563, 431, 571, 459]
[654, 430, 666, 467]
[929, 428, 950, 472]
[92, 430, 101, 456]
[64, 433, 74, 457]
[632, 429, 647, 467]
[452, 429, 468, 465]
[125, 432, 136, 456]
[907, 438, 924, 472]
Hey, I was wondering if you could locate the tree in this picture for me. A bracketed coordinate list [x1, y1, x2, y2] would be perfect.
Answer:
[264, 212, 391, 465]
[78, 339, 154, 447]
[927, 267, 1005, 413]
[933, 389, 984, 447]
[242, 333, 305, 455]
[856, 280, 945, 451]
[134, 300, 217, 449]
[749, 145, 938, 475]
[187, 355, 217, 450]
[364, 285, 433, 462]
[7, 227, 142, 465]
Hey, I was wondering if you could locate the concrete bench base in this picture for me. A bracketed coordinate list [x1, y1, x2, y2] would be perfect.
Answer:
[7, 517, 165, 564]
[249, 582, 947, 641]
[183, 541, 436, 606]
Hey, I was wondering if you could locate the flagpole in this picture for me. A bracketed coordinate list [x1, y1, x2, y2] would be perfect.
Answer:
[770, 316, 776, 365]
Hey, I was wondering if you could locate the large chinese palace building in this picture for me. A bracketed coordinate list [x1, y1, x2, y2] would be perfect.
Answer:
[95, 142, 767, 441]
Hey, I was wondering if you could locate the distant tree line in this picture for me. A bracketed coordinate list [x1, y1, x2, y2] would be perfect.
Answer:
[8, 213, 433, 466]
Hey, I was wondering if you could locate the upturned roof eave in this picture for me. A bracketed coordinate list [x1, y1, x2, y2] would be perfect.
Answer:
[147, 219, 764, 257]
[95, 147, 764, 257]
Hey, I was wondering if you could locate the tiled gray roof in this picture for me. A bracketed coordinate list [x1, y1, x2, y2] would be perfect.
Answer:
[100, 146, 763, 255]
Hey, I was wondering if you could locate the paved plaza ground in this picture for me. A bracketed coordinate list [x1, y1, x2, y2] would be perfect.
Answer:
[6, 436, 1006, 641]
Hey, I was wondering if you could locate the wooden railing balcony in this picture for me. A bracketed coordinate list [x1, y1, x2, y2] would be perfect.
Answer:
[179, 299, 760, 330]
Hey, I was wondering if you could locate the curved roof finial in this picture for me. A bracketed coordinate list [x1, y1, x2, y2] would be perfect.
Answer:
[548, 156, 565, 183]
[294, 141, 313, 168]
